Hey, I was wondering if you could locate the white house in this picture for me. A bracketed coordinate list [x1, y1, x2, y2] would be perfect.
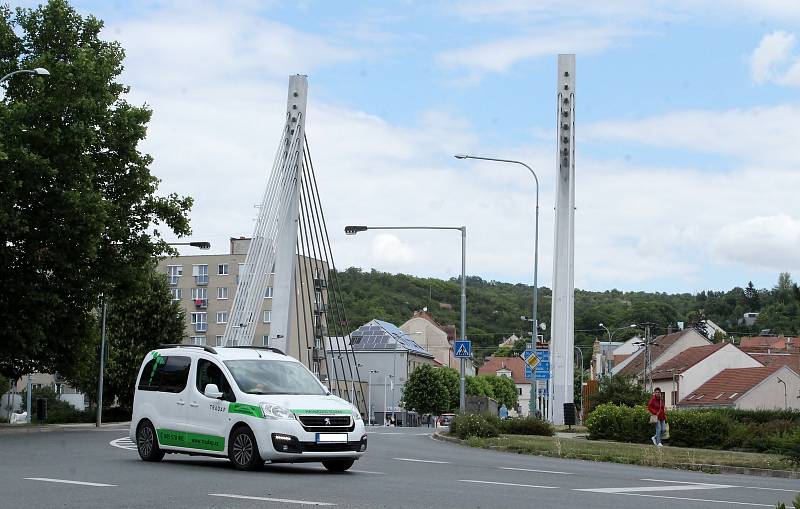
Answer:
[613, 329, 711, 387]
[679, 365, 800, 410]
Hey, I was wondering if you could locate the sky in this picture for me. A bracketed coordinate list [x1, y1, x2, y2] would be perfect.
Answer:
[17, 0, 800, 293]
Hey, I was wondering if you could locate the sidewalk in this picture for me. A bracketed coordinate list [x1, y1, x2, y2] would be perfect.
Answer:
[0, 421, 130, 434]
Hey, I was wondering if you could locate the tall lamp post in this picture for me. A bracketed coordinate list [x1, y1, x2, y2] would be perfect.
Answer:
[96, 240, 211, 427]
[383, 374, 394, 425]
[598, 323, 637, 342]
[5, 66, 51, 424]
[454, 155, 539, 341]
[345, 225, 468, 412]
[368, 369, 379, 425]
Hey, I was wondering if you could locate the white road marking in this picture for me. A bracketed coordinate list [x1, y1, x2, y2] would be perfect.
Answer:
[369, 432, 403, 435]
[500, 466, 573, 475]
[459, 480, 558, 489]
[415, 433, 432, 436]
[641, 478, 800, 493]
[393, 457, 450, 464]
[24, 477, 116, 487]
[576, 483, 735, 493]
[109, 437, 137, 451]
[348, 470, 386, 475]
[615, 492, 774, 507]
[209, 494, 335, 506]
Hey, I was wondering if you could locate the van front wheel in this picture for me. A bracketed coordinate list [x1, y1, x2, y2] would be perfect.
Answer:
[136, 420, 164, 462]
[229, 426, 262, 471]
[322, 459, 354, 472]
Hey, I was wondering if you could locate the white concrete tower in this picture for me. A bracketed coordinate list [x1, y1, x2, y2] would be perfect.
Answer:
[549, 54, 576, 425]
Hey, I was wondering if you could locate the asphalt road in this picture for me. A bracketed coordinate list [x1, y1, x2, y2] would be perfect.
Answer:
[0, 425, 797, 508]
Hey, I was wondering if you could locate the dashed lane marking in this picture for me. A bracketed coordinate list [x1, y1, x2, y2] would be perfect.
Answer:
[24, 477, 116, 487]
[575, 483, 735, 493]
[458, 480, 558, 489]
[641, 478, 800, 493]
[209, 494, 335, 506]
[348, 470, 386, 475]
[393, 457, 450, 464]
[500, 467, 573, 475]
[109, 437, 137, 451]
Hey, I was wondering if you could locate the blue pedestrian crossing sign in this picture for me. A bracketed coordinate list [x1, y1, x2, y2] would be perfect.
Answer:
[454, 340, 472, 358]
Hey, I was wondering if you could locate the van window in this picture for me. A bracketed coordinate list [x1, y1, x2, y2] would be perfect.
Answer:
[159, 356, 192, 393]
[138, 358, 160, 391]
[196, 359, 235, 401]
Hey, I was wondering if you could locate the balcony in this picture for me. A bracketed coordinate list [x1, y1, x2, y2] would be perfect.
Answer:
[195, 322, 208, 333]
[168, 275, 180, 285]
[194, 298, 208, 309]
[314, 302, 327, 314]
[314, 278, 327, 289]
[314, 325, 328, 338]
[311, 348, 326, 361]
[195, 275, 208, 286]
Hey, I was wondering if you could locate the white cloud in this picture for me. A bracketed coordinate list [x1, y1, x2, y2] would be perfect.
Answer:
[371, 234, 417, 265]
[712, 215, 800, 271]
[584, 104, 800, 165]
[437, 26, 630, 75]
[750, 31, 796, 84]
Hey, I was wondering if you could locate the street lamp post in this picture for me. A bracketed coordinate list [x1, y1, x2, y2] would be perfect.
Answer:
[5, 66, 51, 424]
[454, 155, 539, 341]
[95, 240, 211, 427]
[383, 374, 393, 426]
[345, 225, 468, 412]
[574, 346, 584, 423]
[777, 377, 788, 409]
[368, 369, 379, 425]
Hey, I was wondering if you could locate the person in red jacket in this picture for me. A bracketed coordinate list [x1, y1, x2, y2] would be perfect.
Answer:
[647, 388, 667, 446]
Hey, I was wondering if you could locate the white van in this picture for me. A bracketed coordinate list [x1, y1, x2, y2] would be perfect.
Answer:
[129, 345, 367, 471]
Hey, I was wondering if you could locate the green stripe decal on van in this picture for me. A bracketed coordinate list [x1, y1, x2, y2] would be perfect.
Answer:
[228, 403, 264, 418]
[291, 409, 352, 415]
[157, 429, 224, 452]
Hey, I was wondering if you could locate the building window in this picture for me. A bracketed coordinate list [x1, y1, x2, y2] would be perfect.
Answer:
[191, 287, 208, 300]
[671, 390, 678, 406]
[218, 263, 229, 275]
[264, 286, 273, 298]
[192, 264, 209, 285]
[217, 287, 228, 300]
[263, 310, 271, 323]
[262, 335, 269, 347]
[215, 335, 225, 347]
[217, 311, 228, 324]
[190, 336, 206, 346]
[191, 312, 207, 332]
[518, 388, 523, 396]
[169, 288, 182, 301]
[167, 265, 182, 285]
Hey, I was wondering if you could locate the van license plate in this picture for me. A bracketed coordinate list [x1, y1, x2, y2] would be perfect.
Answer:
[316, 433, 348, 443]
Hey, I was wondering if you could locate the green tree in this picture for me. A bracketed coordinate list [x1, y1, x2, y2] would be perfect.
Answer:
[465, 375, 495, 399]
[401, 365, 453, 415]
[483, 375, 518, 409]
[0, 0, 192, 381]
[588, 375, 649, 411]
[70, 268, 185, 409]
[745, 281, 761, 311]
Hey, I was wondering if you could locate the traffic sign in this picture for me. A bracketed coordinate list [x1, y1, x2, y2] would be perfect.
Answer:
[530, 349, 550, 380]
[454, 340, 472, 358]
[522, 350, 535, 379]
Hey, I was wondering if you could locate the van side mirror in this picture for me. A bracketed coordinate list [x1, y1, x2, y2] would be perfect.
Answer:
[204, 383, 223, 399]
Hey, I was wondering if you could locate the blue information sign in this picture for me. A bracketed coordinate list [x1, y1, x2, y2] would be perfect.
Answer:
[454, 340, 472, 358]
[533, 350, 550, 380]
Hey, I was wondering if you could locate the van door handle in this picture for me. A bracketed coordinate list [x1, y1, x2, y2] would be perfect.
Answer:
[176, 400, 185, 406]
[189, 402, 199, 407]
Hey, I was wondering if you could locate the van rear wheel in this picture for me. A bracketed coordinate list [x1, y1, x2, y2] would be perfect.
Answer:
[229, 426, 262, 471]
[136, 420, 164, 462]
[322, 459, 354, 472]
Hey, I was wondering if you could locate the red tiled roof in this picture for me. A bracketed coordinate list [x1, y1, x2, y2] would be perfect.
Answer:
[678, 366, 781, 406]
[748, 352, 800, 372]
[650, 343, 730, 380]
[478, 356, 530, 384]
[740, 336, 793, 350]
[617, 330, 694, 377]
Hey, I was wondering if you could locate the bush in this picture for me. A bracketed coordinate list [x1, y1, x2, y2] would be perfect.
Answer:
[668, 410, 732, 449]
[21, 387, 86, 423]
[449, 413, 499, 439]
[586, 404, 652, 443]
[499, 416, 554, 436]
[773, 428, 800, 466]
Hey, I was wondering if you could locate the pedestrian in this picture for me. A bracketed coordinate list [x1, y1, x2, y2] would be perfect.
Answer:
[647, 387, 667, 446]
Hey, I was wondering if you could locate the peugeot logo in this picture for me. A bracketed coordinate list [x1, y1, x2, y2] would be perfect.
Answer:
[324, 418, 331, 426]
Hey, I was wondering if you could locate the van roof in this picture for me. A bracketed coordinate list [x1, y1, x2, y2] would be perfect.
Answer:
[152, 345, 294, 362]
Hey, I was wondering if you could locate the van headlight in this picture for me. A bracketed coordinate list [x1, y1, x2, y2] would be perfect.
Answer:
[351, 407, 363, 421]
[260, 403, 295, 420]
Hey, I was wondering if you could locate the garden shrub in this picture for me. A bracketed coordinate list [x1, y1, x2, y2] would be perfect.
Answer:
[449, 413, 499, 439]
[499, 416, 554, 436]
[668, 410, 732, 449]
[773, 428, 800, 466]
[586, 404, 652, 443]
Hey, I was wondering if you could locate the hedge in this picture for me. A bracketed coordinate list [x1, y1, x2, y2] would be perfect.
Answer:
[585, 404, 653, 443]
[499, 416, 554, 437]
[449, 413, 499, 439]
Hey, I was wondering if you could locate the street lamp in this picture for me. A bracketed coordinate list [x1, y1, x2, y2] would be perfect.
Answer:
[168, 241, 211, 249]
[777, 377, 788, 409]
[1, 67, 50, 85]
[383, 374, 394, 426]
[598, 323, 637, 341]
[454, 154, 540, 342]
[574, 346, 584, 423]
[345, 225, 468, 413]
[368, 369, 379, 425]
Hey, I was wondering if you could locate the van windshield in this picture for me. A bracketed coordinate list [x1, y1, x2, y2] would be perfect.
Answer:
[224, 359, 328, 395]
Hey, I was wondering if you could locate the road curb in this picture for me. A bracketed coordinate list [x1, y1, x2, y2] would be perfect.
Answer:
[431, 431, 800, 479]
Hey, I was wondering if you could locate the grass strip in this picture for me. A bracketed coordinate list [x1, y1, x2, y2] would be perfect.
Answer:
[456, 434, 797, 475]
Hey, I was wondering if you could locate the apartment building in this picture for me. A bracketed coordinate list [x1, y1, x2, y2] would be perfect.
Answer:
[157, 237, 329, 370]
